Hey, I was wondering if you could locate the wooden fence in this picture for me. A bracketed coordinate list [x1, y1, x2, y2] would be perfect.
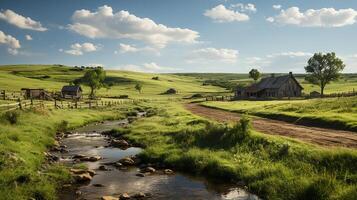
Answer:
[0, 99, 136, 113]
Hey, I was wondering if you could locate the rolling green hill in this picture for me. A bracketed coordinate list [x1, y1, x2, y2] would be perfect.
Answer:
[0, 65, 227, 99]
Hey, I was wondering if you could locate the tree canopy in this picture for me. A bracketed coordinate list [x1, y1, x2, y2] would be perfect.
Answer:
[74, 67, 106, 98]
[249, 69, 261, 82]
[305, 52, 345, 96]
[135, 83, 142, 93]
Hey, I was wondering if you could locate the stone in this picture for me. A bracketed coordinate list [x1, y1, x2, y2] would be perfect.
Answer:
[101, 196, 119, 200]
[80, 155, 101, 162]
[136, 173, 145, 177]
[141, 167, 155, 173]
[119, 193, 130, 200]
[132, 192, 146, 198]
[114, 162, 123, 167]
[75, 190, 82, 196]
[98, 165, 108, 171]
[73, 173, 92, 183]
[119, 157, 135, 166]
[164, 169, 174, 175]
[111, 139, 130, 148]
[73, 154, 86, 159]
[87, 169, 96, 176]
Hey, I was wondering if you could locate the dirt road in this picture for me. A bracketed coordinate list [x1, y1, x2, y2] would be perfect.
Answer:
[185, 103, 357, 148]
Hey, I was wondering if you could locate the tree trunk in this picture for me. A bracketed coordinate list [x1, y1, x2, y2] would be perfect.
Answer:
[320, 85, 324, 98]
[90, 87, 95, 99]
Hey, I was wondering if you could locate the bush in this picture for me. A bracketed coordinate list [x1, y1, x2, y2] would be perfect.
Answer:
[4, 111, 20, 124]
[300, 176, 336, 200]
[191, 94, 203, 98]
[163, 88, 177, 94]
[56, 120, 69, 132]
[118, 95, 129, 99]
[152, 76, 159, 80]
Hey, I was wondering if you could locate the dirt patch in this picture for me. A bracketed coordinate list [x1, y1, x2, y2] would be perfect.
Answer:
[185, 103, 357, 148]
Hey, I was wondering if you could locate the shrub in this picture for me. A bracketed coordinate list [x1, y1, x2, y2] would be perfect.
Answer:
[300, 176, 336, 200]
[163, 88, 177, 94]
[56, 120, 69, 132]
[4, 111, 20, 124]
[191, 93, 203, 98]
[118, 95, 129, 99]
[152, 76, 159, 80]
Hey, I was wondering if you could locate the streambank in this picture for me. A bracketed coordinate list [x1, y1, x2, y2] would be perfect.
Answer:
[54, 118, 259, 200]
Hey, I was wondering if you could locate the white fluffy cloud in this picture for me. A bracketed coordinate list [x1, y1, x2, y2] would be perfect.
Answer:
[267, 7, 357, 27]
[273, 5, 282, 10]
[118, 62, 179, 72]
[117, 43, 159, 55]
[0, 30, 21, 55]
[267, 51, 313, 58]
[188, 47, 238, 63]
[25, 34, 32, 41]
[231, 3, 257, 13]
[68, 5, 199, 48]
[64, 42, 98, 56]
[204, 5, 249, 23]
[0, 9, 47, 31]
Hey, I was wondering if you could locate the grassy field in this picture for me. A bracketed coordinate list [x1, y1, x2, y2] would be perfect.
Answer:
[108, 101, 357, 200]
[1, 64, 357, 200]
[201, 97, 357, 131]
[0, 65, 227, 99]
[177, 73, 357, 94]
[0, 105, 138, 200]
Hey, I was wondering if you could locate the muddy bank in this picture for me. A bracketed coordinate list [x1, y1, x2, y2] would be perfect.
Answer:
[52, 119, 259, 200]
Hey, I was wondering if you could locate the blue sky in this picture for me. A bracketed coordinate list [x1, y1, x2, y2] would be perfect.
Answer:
[0, 0, 357, 73]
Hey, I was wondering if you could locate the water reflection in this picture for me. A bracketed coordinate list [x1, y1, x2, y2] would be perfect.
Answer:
[59, 120, 260, 200]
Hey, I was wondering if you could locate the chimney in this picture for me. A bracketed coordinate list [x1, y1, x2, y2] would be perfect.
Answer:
[289, 72, 293, 77]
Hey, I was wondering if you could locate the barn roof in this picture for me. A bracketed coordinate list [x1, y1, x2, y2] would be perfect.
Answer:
[61, 85, 82, 92]
[242, 73, 303, 92]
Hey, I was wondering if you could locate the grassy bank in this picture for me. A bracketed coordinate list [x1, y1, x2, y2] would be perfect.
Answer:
[110, 101, 357, 200]
[0, 106, 131, 200]
[201, 96, 357, 132]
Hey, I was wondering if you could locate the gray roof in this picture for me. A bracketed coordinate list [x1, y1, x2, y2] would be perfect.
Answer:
[61, 85, 82, 92]
[242, 74, 303, 92]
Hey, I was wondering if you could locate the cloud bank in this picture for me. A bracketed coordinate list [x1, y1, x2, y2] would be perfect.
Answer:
[0, 9, 47, 31]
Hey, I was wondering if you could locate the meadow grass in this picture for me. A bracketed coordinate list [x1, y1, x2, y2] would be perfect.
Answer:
[0, 65, 226, 99]
[0, 106, 130, 200]
[111, 101, 357, 200]
[201, 96, 357, 131]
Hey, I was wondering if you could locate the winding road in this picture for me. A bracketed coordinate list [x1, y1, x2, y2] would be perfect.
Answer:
[185, 103, 357, 148]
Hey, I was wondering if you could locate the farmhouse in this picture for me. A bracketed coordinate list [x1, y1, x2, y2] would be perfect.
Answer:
[235, 72, 303, 99]
[61, 85, 82, 99]
[21, 88, 46, 99]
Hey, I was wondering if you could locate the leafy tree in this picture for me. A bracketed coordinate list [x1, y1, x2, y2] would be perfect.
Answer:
[249, 69, 261, 82]
[135, 83, 142, 93]
[305, 52, 345, 97]
[74, 67, 106, 98]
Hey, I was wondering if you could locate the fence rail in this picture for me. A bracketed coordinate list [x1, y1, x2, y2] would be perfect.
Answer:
[0, 99, 137, 113]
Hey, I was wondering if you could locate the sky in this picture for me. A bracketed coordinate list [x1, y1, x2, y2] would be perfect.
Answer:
[0, 0, 357, 73]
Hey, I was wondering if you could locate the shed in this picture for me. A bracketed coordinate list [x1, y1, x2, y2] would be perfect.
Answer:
[21, 88, 46, 99]
[235, 72, 303, 99]
[61, 85, 82, 99]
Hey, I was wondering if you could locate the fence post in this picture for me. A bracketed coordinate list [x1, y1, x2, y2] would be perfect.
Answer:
[18, 98, 22, 110]
[75, 101, 78, 109]
[54, 99, 57, 109]
[89, 101, 92, 109]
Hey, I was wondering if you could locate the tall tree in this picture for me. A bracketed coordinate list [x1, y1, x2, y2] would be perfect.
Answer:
[135, 83, 142, 93]
[74, 67, 106, 98]
[305, 52, 345, 97]
[249, 69, 261, 82]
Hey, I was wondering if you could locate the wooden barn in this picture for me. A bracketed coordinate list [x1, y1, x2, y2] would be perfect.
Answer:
[235, 72, 303, 99]
[61, 85, 82, 99]
[21, 88, 46, 99]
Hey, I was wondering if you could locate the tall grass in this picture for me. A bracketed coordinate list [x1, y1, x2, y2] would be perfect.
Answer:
[115, 101, 357, 200]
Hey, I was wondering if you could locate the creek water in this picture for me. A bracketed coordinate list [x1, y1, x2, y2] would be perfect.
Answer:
[57, 120, 260, 200]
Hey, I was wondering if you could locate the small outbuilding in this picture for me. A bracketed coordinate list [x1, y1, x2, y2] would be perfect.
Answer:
[61, 85, 82, 99]
[21, 88, 46, 99]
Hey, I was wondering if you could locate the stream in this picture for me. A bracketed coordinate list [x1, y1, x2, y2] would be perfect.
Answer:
[55, 119, 260, 200]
